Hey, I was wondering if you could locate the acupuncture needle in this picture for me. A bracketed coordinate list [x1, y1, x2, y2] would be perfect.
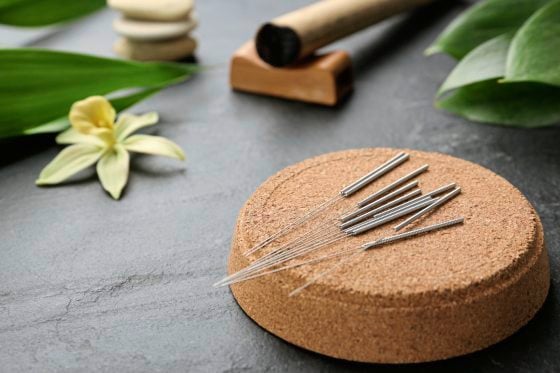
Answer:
[343, 183, 456, 230]
[268, 186, 420, 259]
[357, 164, 429, 207]
[217, 227, 345, 286]
[230, 199, 435, 281]
[345, 198, 436, 235]
[217, 182, 457, 286]
[273, 180, 426, 258]
[234, 185, 456, 282]
[394, 187, 461, 231]
[242, 152, 410, 256]
[339, 189, 422, 229]
[216, 197, 437, 287]
[217, 186, 447, 287]
[217, 183, 460, 287]
[246, 153, 414, 259]
[224, 247, 360, 284]
[274, 181, 422, 257]
[288, 217, 465, 296]
[381, 182, 456, 216]
[223, 216, 466, 285]
[339, 180, 420, 222]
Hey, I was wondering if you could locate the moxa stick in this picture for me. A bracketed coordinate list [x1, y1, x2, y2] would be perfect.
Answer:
[256, 0, 434, 67]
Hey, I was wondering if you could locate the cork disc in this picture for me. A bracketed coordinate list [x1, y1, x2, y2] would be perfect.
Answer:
[228, 148, 549, 363]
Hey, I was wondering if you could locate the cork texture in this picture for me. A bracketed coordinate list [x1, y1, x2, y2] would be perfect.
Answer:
[228, 148, 550, 363]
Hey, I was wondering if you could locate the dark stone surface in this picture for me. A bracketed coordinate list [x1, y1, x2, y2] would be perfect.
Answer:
[1, 1, 559, 372]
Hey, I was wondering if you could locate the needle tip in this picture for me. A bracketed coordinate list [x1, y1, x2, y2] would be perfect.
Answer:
[212, 279, 228, 287]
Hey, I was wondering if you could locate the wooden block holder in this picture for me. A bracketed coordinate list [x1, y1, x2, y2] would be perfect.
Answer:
[230, 0, 433, 105]
[230, 41, 353, 106]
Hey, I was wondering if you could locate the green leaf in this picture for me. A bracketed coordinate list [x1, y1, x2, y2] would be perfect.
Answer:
[96, 145, 130, 200]
[0, 0, 105, 27]
[0, 49, 197, 138]
[436, 80, 560, 128]
[427, 0, 550, 59]
[23, 86, 162, 135]
[36, 143, 104, 184]
[438, 33, 511, 95]
[505, 0, 560, 86]
[123, 134, 186, 160]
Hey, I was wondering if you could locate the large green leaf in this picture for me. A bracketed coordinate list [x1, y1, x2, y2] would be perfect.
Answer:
[426, 0, 550, 59]
[0, 49, 197, 138]
[505, 0, 560, 86]
[436, 80, 560, 128]
[438, 33, 511, 95]
[0, 0, 105, 26]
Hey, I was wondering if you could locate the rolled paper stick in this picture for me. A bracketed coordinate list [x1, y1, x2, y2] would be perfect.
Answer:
[255, 0, 434, 67]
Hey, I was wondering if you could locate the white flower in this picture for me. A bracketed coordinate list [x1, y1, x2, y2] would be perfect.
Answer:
[36, 96, 185, 199]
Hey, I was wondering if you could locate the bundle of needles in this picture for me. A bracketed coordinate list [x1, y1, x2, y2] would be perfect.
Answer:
[215, 152, 465, 295]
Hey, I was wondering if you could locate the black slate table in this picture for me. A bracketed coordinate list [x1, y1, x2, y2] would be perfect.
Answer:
[1, 1, 559, 372]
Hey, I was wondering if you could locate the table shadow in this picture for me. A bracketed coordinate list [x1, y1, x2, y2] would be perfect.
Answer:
[0, 134, 54, 168]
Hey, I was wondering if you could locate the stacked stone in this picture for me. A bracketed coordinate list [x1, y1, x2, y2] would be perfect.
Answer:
[109, 0, 197, 61]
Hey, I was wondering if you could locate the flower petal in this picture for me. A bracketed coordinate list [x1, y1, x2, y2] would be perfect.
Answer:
[96, 144, 130, 200]
[69, 96, 116, 135]
[115, 112, 159, 141]
[36, 144, 104, 185]
[56, 127, 106, 146]
[123, 134, 185, 160]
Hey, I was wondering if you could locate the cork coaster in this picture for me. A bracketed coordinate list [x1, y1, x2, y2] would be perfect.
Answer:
[228, 148, 549, 363]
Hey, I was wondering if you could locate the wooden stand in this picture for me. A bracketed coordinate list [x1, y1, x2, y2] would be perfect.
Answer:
[230, 41, 353, 106]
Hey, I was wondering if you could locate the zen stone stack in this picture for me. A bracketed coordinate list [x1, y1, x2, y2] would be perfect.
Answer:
[109, 0, 197, 61]
[228, 148, 550, 363]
